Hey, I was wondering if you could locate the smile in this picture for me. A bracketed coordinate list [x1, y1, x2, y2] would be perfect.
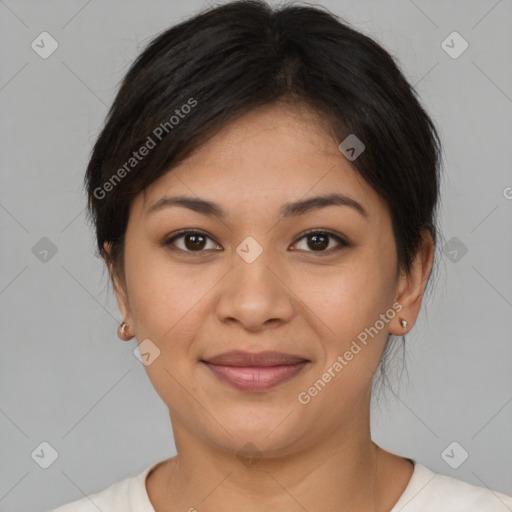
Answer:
[201, 361, 309, 391]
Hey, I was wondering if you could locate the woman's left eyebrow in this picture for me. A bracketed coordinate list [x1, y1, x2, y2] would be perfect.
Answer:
[146, 193, 369, 220]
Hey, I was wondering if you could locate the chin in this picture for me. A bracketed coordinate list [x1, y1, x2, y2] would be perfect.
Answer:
[197, 407, 310, 457]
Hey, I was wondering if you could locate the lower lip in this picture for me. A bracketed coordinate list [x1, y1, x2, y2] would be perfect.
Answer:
[202, 361, 309, 392]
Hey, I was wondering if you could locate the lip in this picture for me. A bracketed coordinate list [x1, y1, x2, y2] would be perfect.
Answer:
[203, 350, 309, 367]
[201, 351, 310, 392]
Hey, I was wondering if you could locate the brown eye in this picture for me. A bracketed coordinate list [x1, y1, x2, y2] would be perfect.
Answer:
[163, 229, 348, 255]
[184, 233, 206, 250]
[293, 230, 348, 254]
[307, 233, 329, 251]
[164, 230, 221, 252]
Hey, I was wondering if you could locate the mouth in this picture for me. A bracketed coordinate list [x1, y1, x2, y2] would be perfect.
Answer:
[200, 351, 310, 392]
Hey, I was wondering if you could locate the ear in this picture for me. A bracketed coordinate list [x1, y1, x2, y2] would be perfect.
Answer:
[103, 241, 132, 323]
[391, 230, 435, 335]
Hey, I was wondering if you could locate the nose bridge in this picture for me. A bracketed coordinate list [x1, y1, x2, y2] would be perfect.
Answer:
[233, 234, 280, 293]
[216, 234, 293, 329]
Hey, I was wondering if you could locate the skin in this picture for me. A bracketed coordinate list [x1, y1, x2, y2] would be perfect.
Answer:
[104, 101, 434, 512]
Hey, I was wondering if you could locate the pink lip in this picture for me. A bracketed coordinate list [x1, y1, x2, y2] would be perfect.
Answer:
[201, 351, 310, 392]
[202, 361, 309, 391]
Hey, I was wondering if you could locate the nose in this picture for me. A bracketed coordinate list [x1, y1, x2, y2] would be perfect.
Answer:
[215, 245, 295, 332]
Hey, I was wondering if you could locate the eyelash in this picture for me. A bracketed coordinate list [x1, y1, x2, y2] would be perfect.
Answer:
[162, 229, 349, 256]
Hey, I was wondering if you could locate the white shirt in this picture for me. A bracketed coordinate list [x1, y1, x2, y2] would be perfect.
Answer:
[51, 459, 512, 511]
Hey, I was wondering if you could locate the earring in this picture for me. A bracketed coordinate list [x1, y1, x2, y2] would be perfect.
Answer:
[400, 319, 408, 330]
[117, 321, 133, 341]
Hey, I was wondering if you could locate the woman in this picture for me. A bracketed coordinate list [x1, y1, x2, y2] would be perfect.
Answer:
[52, 1, 512, 510]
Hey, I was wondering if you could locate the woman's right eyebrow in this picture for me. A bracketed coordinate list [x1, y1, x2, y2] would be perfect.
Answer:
[146, 193, 369, 221]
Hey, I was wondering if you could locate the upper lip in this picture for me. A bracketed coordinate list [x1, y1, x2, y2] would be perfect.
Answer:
[202, 351, 309, 367]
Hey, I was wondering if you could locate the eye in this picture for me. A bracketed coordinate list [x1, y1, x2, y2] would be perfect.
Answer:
[292, 230, 348, 254]
[163, 229, 349, 255]
[163, 230, 221, 253]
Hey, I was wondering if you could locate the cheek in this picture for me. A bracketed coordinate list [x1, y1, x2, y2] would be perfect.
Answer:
[298, 254, 395, 392]
[123, 251, 205, 404]
[123, 245, 180, 335]
[299, 267, 393, 412]
[125, 246, 215, 351]
[300, 255, 391, 334]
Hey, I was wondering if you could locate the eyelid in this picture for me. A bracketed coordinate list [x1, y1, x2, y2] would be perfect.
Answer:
[292, 229, 349, 254]
[164, 229, 222, 252]
[163, 228, 349, 254]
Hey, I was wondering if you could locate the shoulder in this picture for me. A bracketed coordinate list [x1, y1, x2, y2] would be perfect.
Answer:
[50, 462, 160, 512]
[392, 461, 512, 511]
[50, 477, 132, 512]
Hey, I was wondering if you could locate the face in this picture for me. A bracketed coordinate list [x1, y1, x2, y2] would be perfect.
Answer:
[107, 102, 432, 458]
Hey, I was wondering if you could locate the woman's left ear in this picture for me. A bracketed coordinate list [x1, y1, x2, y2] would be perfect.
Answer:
[392, 230, 435, 335]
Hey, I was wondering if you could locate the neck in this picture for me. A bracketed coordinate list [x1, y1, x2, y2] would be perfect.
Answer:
[160, 418, 384, 511]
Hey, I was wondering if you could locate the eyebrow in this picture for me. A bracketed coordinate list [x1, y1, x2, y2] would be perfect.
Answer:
[147, 193, 369, 220]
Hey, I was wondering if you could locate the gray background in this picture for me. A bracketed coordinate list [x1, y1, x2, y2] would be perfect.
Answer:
[1, 0, 511, 510]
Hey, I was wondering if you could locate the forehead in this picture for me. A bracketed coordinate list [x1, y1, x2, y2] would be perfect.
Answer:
[136, 103, 387, 222]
